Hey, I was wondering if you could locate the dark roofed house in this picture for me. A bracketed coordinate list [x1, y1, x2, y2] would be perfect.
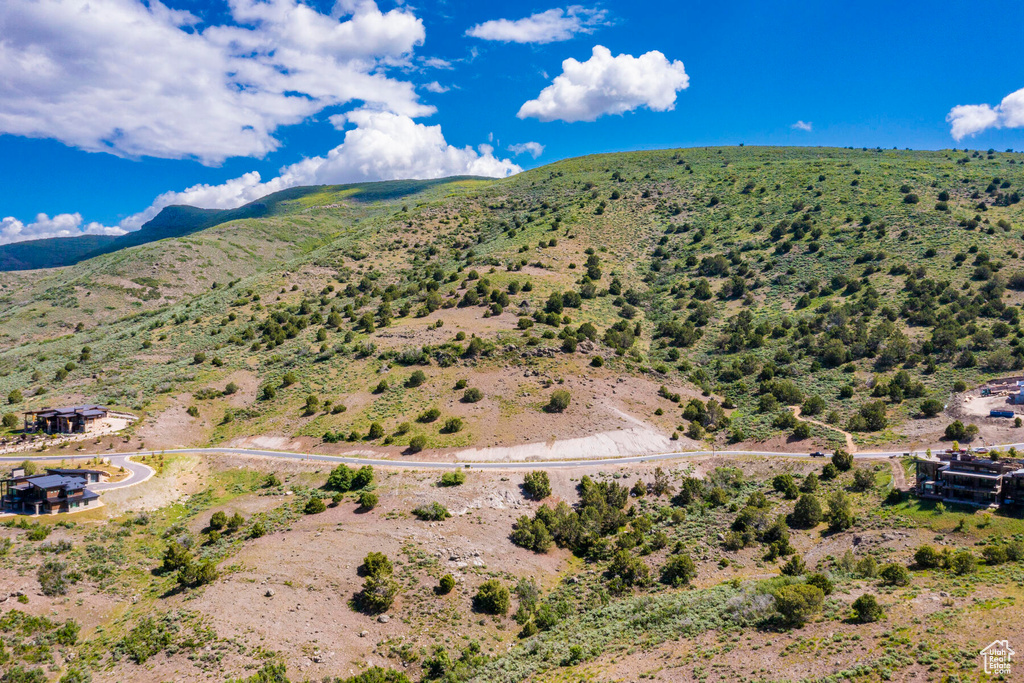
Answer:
[45, 468, 107, 484]
[24, 405, 109, 434]
[1, 471, 99, 514]
[916, 452, 1024, 509]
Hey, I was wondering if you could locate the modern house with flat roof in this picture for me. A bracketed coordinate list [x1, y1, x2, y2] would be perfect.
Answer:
[1, 471, 99, 514]
[44, 468, 107, 484]
[916, 453, 1024, 508]
[23, 405, 109, 434]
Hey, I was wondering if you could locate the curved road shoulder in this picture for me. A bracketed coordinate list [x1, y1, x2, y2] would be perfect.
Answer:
[90, 455, 155, 491]
[0, 453, 155, 492]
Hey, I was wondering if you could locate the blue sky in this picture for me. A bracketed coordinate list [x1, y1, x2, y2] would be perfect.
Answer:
[0, 0, 1022, 243]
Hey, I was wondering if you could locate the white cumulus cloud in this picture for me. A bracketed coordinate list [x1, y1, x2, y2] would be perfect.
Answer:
[420, 57, 454, 70]
[423, 82, 451, 93]
[791, 120, 813, 132]
[314, 110, 521, 184]
[466, 6, 607, 44]
[120, 111, 521, 230]
[947, 87, 1024, 141]
[0, 0, 431, 163]
[508, 142, 545, 158]
[0, 213, 125, 245]
[517, 45, 689, 122]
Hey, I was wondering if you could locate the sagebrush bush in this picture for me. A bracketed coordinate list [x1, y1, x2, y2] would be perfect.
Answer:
[413, 502, 451, 521]
[544, 389, 571, 413]
[439, 470, 466, 486]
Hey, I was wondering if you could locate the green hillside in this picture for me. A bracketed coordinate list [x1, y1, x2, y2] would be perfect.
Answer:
[0, 177, 486, 272]
[0, 147, 1021, 452]
[0, 234, 120, 271]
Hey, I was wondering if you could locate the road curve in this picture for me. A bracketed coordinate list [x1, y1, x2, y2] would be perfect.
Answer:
[0, 453, 155, 492]
[89, 455, 155, 491]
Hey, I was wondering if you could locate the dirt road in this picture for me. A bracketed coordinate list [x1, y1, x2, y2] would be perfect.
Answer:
[792, 406, 857, 453]
[889, 458, 908, 491]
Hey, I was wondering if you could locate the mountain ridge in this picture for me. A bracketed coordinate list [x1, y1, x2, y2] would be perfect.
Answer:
[0, 175, 491, 271]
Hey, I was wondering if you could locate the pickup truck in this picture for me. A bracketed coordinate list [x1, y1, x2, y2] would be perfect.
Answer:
[809, 451, 826, 458]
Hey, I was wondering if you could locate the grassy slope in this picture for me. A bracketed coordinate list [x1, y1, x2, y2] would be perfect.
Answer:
[0, 177, 487, 273]
[0, 147, 1021, 451]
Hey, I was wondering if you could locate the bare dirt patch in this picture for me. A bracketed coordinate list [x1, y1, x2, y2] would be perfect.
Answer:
[228, 361, 716, 461]
[183, 466, 573, 680]
[136, 395, 208, 449]
[940, 389, 1024, 447]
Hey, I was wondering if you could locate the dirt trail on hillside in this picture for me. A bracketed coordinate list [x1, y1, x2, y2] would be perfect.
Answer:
[890, 458, 907, 491]
[792, 406, 857, 453]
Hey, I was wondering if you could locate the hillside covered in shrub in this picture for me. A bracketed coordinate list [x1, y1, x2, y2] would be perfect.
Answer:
[0, 146, 1021, 451]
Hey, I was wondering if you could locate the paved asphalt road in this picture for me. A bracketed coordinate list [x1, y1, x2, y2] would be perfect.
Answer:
[116, 447, 895, 469]
[0, 447, 865, 472]
[0, 453, 154, 491]
[89, 455, 155, 491]
[3, 443, 1022, 490]
[2, 443, 1022, 471]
